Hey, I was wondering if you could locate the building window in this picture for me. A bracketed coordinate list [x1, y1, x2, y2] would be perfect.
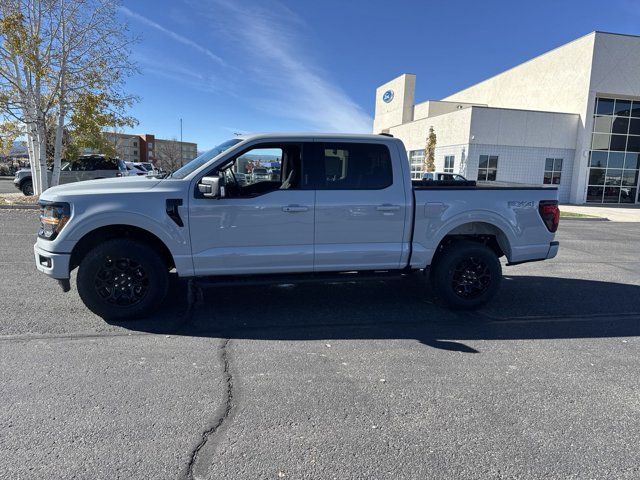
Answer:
[544, 158, 563, 184]
[444, 155, 454, 173]
[133, 150, 138, 156]
[587, 97, 640, 203]
[408, 150, 425, 179]
[133, 141, 138, 147]
[477, 155, 498, 181]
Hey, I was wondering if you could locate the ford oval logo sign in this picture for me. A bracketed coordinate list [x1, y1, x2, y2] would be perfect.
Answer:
[382, 90, 394, 103]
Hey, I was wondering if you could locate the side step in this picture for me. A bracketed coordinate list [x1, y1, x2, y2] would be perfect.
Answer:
[195, 269, 420, 288]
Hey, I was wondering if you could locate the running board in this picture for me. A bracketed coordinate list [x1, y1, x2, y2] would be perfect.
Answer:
[195, 269, 419, 288]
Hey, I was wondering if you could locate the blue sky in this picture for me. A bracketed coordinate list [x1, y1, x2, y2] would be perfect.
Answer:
[120, 0, 640, 150]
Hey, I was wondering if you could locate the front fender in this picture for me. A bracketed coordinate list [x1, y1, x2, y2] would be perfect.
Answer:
[48, 209, 193, 276]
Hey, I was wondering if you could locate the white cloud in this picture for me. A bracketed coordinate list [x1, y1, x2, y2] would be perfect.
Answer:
[193, 0, 373, 132]
[118, 6, 226, 67]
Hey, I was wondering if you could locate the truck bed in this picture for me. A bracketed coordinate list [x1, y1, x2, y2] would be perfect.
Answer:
[412, 179, 559, 191]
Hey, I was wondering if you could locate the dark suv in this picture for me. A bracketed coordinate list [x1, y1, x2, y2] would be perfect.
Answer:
[14, 156, 127, 195]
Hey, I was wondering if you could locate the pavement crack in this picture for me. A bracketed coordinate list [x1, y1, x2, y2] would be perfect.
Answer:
[184, 337, 234, 480]
[182, 281, 235, 480]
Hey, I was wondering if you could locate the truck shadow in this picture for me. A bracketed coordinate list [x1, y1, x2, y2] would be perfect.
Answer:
[114, 275, 640, 353]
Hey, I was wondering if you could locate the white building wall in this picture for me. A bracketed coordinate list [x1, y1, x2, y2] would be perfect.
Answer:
[388, 107, 473, 151]
[469, 107, 579, 149]
[442, 33, 595, 116]
[373, 74, 416, 133]
[465, 144, 575, 202]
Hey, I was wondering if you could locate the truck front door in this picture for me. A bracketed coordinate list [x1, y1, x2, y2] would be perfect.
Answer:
[189, 142, 315, 276]
[311, 141, 409, 271]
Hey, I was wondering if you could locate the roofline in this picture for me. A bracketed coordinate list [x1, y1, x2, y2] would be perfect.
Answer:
[386, 104, 579, 130]
[469, 105, 580, 117]
[235, 132, 396, 141]
[594, 31, 640, 39]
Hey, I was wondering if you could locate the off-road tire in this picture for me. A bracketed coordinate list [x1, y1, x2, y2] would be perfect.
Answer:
[430, 240, 502, 310]
[77, 238, 169, 320]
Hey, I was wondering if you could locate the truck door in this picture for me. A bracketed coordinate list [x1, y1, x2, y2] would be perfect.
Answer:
[311, 141, 409, 271]
[189, 142, 316, 276]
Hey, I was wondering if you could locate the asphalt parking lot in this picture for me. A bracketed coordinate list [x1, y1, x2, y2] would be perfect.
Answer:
[0, 177, 17, 194]
[1, 209, 639, 479]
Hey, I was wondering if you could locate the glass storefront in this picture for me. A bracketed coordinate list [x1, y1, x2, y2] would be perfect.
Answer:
[587, 97, 640, 203]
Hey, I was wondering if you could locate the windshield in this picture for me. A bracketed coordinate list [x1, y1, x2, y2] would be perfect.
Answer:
[253, 168, 268, 174]
[170, 139, 242, 179]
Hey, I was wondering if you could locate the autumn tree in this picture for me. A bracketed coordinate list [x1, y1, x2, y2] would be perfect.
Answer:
[0, 0, 137, 194]
[425, 126, 436, 172]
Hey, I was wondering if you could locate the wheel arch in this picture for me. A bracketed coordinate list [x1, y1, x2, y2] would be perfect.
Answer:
[432, 221, 513, 265]
[70, 224, 176, 272]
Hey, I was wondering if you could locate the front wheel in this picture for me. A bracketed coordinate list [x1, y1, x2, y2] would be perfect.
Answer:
[430, 241, 502, 310]
[21, 180, 33, 196]
[77, 239, 169, 320]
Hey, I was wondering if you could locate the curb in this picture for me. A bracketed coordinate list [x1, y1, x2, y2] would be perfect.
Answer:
[560, 216, 609, 222]
[0, 204, 39, 210]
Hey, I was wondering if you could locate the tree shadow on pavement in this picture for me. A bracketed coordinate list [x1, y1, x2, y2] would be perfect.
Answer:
[111, 275, 640, 354]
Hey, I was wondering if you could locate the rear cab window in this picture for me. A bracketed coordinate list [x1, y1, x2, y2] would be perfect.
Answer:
[310, 142, 393, 190]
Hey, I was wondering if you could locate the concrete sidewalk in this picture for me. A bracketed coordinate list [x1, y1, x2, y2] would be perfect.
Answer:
[561, 204, 640, 222]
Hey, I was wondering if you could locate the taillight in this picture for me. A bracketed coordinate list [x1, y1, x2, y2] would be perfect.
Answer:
[538, 200, 559, 232]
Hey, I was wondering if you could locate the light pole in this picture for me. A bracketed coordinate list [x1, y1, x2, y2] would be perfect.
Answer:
[180, 118, 183, 167]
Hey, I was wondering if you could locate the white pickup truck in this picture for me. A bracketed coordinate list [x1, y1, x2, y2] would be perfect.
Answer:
[34, 133, 560, 320]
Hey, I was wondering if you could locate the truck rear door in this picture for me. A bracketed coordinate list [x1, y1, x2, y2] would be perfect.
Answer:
[310, 141, 409, 271]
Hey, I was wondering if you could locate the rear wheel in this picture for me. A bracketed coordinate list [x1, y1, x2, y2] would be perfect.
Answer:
[77, 239, 169, 320]
[430, 240, 502, 310]
[21, 180, 33, 196]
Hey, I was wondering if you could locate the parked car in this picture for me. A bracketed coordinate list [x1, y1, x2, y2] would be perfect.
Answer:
[136, 162, 158, 173]
[270, 168, 281, 181]
[33, 133, 560, 320]
[14, 155, 127, 195]
[422, 171, 467, 182]
[234, 172, 248, 185]
[125, 162, 147, 176]
[250, 167, 270, 183]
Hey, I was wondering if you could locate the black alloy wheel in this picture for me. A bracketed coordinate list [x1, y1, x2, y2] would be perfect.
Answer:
[77, 238, 169, 320]
[430, 240, 502, 310]
[94, 256, 150, 306]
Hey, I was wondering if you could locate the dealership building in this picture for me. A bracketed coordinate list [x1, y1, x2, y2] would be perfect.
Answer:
[373, 31, 640, 204]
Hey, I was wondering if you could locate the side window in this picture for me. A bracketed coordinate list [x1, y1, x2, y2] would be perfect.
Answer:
[211, 142, 309, 198]
[70, 159, 89, 171]
[444, 155, 455, 173]
[237, 148, 283, 186]
[543, 158, 563, 184]
[89, 157, 112, 170]
[314, 143, 393, 189]
[478, 155, 498, 181]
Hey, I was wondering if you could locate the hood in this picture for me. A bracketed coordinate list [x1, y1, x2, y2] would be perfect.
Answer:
[40, 176, 163, 202]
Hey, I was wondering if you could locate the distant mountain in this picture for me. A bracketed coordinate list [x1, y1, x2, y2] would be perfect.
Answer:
[239, 154, 281, 162]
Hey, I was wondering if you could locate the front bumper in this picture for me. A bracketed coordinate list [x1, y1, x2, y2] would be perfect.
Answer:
[13, 179, 21, 190]
[34, 243, 71, 280]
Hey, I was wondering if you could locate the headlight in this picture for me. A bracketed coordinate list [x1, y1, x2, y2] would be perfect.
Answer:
[38, 202, 71, 240]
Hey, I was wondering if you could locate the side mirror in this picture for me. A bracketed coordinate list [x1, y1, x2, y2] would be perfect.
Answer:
[198, 175, 225, 198]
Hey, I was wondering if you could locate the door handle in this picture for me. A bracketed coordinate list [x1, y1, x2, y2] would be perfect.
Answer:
[376, 204, 400, 212]
[282, 205, 309, 213]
